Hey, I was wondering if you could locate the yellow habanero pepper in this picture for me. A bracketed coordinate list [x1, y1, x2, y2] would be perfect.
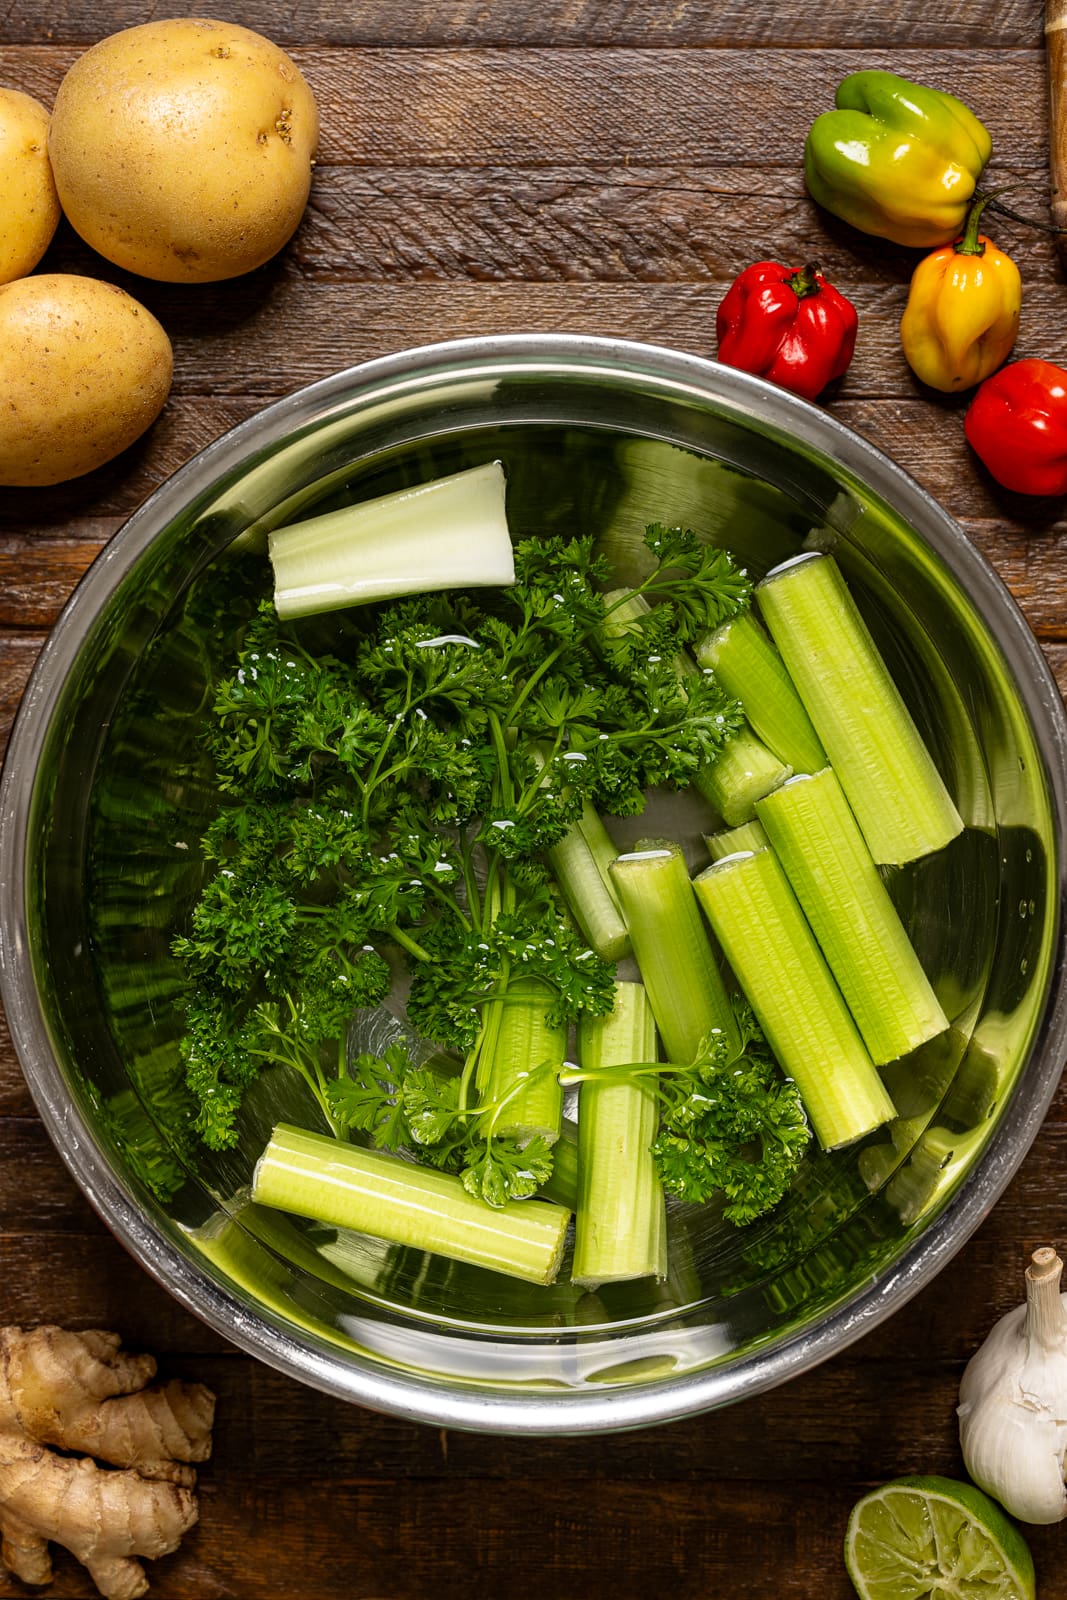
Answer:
[900, 195, 1021, 393]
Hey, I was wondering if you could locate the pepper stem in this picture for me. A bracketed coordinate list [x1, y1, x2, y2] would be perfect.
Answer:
[1024, 1246, 1067, 1352]
[956, 194, 992, 257]
[788, 262, 822, 299]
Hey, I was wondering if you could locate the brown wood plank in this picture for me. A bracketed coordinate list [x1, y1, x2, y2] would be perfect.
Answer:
[0, 633, 45, 751]
[0, 48, 1046, 169]
[29, 161, 1050, 295]
[0, 0, 1044, 49]
[0, 1010, 35, 1118]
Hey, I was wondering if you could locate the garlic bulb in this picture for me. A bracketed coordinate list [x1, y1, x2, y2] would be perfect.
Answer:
[958, 1246, 1067, 1524]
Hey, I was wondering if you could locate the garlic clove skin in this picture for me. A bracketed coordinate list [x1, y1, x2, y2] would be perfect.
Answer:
[958, 1246, 1067, 1525]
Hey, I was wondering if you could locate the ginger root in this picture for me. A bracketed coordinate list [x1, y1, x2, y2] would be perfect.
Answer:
[0, 1326, 214, 1600]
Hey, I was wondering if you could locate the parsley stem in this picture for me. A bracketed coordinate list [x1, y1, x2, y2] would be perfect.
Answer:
[486, 710, 514, 808]
[385, 922, 433, 963]
[503, 638, 570, 725]
[459, 833, 483, 932]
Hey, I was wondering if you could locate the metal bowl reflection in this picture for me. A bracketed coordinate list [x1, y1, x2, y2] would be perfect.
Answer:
[1, 335, 1065, 1432]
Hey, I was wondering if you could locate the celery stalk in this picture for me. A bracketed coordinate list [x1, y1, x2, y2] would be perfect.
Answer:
[694, 722, 790, 825]
[756, 554, 963, 865]
[704, 819, 769, 861]
[539, 1116, 579, 1210]
[252, 1124, 571, 1285]
[573, 983, 667, 1288]
[609, 842, 740, 1062]
[480, 977, 565, 1144]
[547, 801, 631, 961]
[268, 461, 515, 619]
[693, 850, 895, 1149]
[696, 610, 827, 775]
[756, 770, 949, 1064]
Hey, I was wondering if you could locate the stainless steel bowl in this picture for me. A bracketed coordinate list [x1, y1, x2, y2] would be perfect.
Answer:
[2, 334, 1066, 1433]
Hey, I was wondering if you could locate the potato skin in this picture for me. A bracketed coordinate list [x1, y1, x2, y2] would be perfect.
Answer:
[0, 275, 173, 486]
[0, 87, 61, 285]
[48, 18, 319, 283]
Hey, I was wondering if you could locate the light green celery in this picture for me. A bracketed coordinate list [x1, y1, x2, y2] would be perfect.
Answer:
[704, 818, 769, 861]
[756, 553, 963, 865]
[602, 588, 787, 826]
[547, 801, 631, 961]
[694, 722, 790, 826]
[252, 1123, 571, 1285]
[268, 461, 514, 619]
[693, 850, 895, 1149]
[609, 841, 740, 1062]
[539, 1116, 579, 1210]
[756, 770, 949, 1064]
[573, 982, 667, 1288]
[480, 977, 565, 1144]
[696, 610, 827, 774]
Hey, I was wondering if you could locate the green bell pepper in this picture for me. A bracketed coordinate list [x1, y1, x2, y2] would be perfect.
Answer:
[804, 70, 992, 248]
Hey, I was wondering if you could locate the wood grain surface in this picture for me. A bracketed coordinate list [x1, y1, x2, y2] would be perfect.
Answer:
[2, 5, 1066, 1598]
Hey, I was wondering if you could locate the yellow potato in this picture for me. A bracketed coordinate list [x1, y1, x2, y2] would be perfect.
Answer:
[48, 18, 319, 283]
[0, 87, 61, 284]
[0, 274, 173, 486]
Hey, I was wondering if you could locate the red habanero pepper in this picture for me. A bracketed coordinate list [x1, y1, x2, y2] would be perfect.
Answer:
[716, 261, 858, 402]
[964, 358, 1067, 496]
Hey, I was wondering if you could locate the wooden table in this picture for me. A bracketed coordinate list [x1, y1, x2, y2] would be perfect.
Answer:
[2, 4, 1066, 1596]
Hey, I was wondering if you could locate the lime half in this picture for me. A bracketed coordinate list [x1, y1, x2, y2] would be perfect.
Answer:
[845, 1475, 1036, 1600]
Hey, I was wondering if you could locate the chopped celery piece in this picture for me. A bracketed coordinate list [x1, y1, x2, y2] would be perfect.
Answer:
[479, 977, 565, 1145]
[547, 801, 631, 961]
[704, 818, 769, 861]
[756, 770, 949, 1064]
[268, 461, 515, 619]
[694, 722, 790, 826]
[696, 610, 826, 775]
[693, 850, 895, 1149]
[609, 841, 740, 1063]
[252, 1123, 571, 1285]
[573, 983, 667, 1288]
[756, 554, 963, 865]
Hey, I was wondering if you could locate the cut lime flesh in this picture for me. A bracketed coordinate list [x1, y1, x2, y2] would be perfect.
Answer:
[844, 1476, 1035, 1600]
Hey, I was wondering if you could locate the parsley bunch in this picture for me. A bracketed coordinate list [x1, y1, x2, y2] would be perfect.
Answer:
[173, 524, 751, 1198]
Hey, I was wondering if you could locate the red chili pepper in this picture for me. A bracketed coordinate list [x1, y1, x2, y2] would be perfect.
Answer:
[964, 358, 1067, 495]
[715, 260, 858, 402]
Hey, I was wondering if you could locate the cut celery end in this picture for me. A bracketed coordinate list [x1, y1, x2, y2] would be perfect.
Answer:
[696, 610, 827, 774]
[573, 982, 667, 1289]
[547, 802, 631, 962]
[704, 818, 769, 861]
[252, 1124, 571, 1285]
[756, 554, 963, 865]
[756, 770, 949, 1064]
[480, 978, 565, 1144]
[695, 723, 791, 826]
[268, 461, 515, 619]
[609, 841, 739, 1063]
[693, 849, 895, 1150]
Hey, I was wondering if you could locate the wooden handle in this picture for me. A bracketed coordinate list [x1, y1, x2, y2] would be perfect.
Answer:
[1048, 0, 1067, 242]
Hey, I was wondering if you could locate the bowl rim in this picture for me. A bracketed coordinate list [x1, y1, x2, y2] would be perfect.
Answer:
[2, 331, 1066, 1433]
